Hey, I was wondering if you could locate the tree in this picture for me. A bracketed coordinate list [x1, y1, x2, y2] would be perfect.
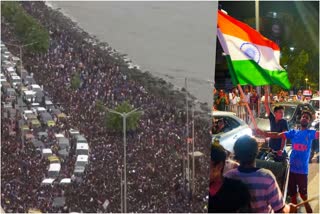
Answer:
[96, 101, 142, 132]
[1, 1, 49, 53]
[70, 72, 81, 90]
[243, 6, 319, 92]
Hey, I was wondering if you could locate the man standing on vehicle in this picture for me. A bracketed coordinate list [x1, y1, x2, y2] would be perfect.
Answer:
[264, 87, 289, 161]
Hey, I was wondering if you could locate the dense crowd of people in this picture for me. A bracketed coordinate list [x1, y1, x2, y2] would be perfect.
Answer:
[1, 1, 212, 213]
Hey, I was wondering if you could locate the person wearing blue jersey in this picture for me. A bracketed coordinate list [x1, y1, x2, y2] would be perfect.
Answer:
[257, 111, 319, 213]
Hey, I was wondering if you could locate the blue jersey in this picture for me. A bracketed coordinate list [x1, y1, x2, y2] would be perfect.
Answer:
[285, 129, 317, 174]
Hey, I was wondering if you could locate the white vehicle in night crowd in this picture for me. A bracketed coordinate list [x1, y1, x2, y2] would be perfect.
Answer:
[211, 111, 252, 153]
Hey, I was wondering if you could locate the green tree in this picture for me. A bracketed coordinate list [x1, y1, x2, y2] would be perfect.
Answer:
[243, 7, 319, 92]
[70, 72, 81, 90]
[1, 1, 49, 53]
[96, 101, 142, 132]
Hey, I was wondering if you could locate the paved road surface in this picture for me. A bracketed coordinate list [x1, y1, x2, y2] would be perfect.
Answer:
[306, 163, 319, 213]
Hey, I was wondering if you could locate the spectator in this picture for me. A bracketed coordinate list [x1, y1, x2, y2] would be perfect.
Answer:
[208, 143, 251, 213]
[264, 87, 289, 161]
[258, 111, 319, 213]
[228, 88, 240, 113]
[224, 135, 297, 213]
[214, 90, 229, 111]
[249, 89, 259, 117]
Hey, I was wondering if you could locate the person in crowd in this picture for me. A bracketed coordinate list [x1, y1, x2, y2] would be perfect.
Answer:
[208, 143, 251, 213]
[264, 87, 289, 161]
[214, 90, 229, 111]
[297, 90, 303, 101]
[243, 86, 251, 104]
[249, 89, 259, 117]
[224, 135, 297, 213]
[212, 88, 218, 111]
[257, 111, 319, 213]
[211, 118, 230, 134]
[229, 87, 240, 113]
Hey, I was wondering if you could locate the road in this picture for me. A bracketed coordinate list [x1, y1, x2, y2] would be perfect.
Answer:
[306, 163, 319, 213]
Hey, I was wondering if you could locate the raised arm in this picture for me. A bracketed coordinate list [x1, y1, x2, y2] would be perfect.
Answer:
[264, 86, 271, 115]
[256, 129, 286, 139]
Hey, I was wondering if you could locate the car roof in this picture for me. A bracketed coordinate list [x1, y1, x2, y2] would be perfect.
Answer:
[60, 178, 71, 184]
[11, 76, 20, 79]
[42, 178, 55, 184]
[211, 111, 236, 117]
[76, 143, 89, 150]
[37, 107, 46, 111]
[55, 133, 65, 138]
[76, 155, 88, 162]
[49, 163, 61, 171]
[42, 148, 52, 154]
[24, 90, 36, 95]
[31, 84, 41, 88]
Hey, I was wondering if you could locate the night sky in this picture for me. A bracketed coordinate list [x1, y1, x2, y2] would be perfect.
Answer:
[219, 1, 319, 21]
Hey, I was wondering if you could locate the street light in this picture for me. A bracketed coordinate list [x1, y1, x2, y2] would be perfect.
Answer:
[106, 107, 143, 213]
[5, 42, 38, 80]
[305, 78, 308, 90]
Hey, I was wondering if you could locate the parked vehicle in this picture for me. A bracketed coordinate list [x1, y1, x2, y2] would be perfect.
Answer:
[9, 75, 21, 89]
[75, 135, 87, 144]
[309, 97, 320, 120]
[256, 102, 316, 131]
[22, 75, 36, 86]
[211, 111, 252, 153]
[23, 90, 36, 104]
[30, 84, 42, 93]
[48, 163, 61, 178]
[75, 155, 89, 167]
[3, 87, 16, 102]
[57, 137, 70, 151]
[76, 143, 89, 155]
[39, 112, 55, 127]
[73, 165, 85, 177]
[23, 110, 37, 121]
[45, 100, 54, 111]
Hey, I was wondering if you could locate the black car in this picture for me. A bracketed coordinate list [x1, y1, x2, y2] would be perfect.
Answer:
[256, 102, 316, 131]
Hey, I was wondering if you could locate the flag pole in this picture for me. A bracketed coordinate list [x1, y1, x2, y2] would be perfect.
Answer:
[255, 0, 262, 111]
[237, 84, 258, 129]
[255, 0, 260, 32]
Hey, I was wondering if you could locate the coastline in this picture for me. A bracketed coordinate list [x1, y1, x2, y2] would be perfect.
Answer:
[1, 2, 212, 212]
[44, 0, 211, 114]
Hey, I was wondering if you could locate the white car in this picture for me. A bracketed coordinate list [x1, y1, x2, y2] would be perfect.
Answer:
[23, 110, 35, 121]
[10, 75, 21, 89]
[23, 90, 36, 103]
[211, 111, 252, 153]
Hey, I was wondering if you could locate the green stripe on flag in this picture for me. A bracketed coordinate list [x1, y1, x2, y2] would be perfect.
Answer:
[225, 55, 240, 86]
[225, 56, 291, 90]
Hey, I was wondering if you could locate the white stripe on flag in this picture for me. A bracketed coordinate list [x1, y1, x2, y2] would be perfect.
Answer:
[218, 29, 283, 71]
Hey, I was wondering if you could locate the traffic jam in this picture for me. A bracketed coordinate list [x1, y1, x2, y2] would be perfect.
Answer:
[1, 41, 90, 210]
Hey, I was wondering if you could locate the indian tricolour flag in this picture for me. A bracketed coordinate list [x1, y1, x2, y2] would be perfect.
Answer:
[217, 10, 291, 90]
